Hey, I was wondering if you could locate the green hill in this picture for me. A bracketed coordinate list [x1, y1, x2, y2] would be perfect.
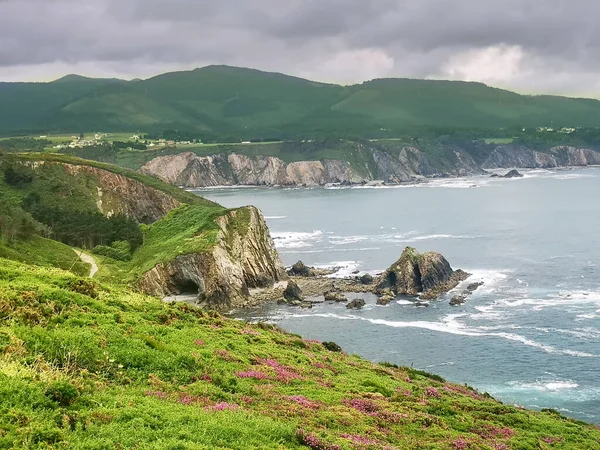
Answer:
[1, 259, 599, 449]
[3, 65, 600, 138]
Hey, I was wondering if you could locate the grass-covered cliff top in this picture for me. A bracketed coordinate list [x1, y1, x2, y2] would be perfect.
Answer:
[12, 152, 218, 207]
[1, 258, 599, 449]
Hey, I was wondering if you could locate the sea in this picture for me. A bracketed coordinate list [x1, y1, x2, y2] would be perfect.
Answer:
[191, 168, 600, 424]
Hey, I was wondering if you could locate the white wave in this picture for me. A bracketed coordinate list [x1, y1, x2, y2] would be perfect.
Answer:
[506, 380, 579, 392]
[496, 290, 600, 311]
[265, 216, 287, 220]
[271, 230, 323, 249]
[396, 300, 413, 305]
[283, 312, 597, 357]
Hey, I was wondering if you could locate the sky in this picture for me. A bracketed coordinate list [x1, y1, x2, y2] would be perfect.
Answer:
[1, 0, 599, 97]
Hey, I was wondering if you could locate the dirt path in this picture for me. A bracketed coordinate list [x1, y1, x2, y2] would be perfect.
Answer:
[78, 251, 99, 278]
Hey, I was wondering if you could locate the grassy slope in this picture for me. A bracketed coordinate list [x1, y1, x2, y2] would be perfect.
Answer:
[5, 66, 600, 135]
[1, 259, 599, 450]
[0, 237, 90, 277]
[1, 153, 229, 283]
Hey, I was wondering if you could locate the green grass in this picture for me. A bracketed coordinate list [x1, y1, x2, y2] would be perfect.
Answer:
[0, 258, 599, 449]
[0, 236, 90, 277]
[13, 152, 218, 207]
[128, 204, 225, 277]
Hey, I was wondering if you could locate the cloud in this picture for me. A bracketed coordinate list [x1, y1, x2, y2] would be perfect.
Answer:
[442, 45, 526, 84]
[0, 0, 600, 96]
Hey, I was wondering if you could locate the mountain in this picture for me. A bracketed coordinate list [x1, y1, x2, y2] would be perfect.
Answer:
[3, 65, 600, 136]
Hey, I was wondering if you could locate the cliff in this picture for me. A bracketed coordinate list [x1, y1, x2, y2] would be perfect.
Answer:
[141, 143, 600, 188]
[2, 154, 286, 310]
[138, 206, 287, 310]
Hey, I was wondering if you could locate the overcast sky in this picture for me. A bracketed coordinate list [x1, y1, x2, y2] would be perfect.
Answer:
[1, 0, 599, 96]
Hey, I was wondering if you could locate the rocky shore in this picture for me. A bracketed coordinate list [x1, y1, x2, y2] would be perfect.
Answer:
[245, 247, 477, 309]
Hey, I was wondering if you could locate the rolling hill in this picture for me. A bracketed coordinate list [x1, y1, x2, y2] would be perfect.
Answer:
[3, 65, 600, 137]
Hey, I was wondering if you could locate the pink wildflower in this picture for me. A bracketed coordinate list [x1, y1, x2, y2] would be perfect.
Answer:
[452, 437, 470, 449]
[145, 391, 168, 400]
[194, 339, 205, 346]
[287, 395, 320, 410]
[343, 398, 380, 415]
[208, 402, 239, 411]
[236, 370, 270, 380]
[425, 387, 440, 398]
[296, 430, 341, 450]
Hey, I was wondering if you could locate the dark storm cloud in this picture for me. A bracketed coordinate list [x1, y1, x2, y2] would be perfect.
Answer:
[1, 0, 600, 95]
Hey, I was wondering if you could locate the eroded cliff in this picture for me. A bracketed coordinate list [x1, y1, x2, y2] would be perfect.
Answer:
[140, 143, 600, 188]
[138, 206, 287, 310]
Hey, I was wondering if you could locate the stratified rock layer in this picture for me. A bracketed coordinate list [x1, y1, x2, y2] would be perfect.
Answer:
[376, 247, 469, 300]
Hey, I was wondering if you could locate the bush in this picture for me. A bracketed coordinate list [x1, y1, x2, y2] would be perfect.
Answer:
[67, 279, 99, 298]
[92, 240, 132, 261]
[322, 341, 343, 353]
[45, 381, 79, 407]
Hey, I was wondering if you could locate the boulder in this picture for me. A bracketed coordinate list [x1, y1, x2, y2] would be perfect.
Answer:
[359, 273, 374, 285]
[450, 294, 468, 306]
[415, 302, 430, 308]
[283, 281, 304, 302]
[346, 298, 366, 309]
[290, 260, 314, 277]
[467, 282, 484, 292]
[503, 169, 524, 178]
[377, 294, 395, 306]
[376, 247, 470, 300]
[324, 291, 348, 302]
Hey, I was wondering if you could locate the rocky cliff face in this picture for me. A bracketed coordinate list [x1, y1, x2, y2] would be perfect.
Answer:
[141, 153, 366, 187]
[376, 247, 469, 300]
[140, 143, 600, 188]
[138, 206, 288, 310]
[60, 163, 182, 223]
[482, 145, 600, 169]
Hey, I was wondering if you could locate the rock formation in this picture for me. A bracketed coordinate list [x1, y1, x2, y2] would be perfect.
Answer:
[346, 298, 366, 309]
[139, 143, 600, 188]
[376, 247, 469, 300]
[502, 169, 524, 178]
[139, 206, 288, 310]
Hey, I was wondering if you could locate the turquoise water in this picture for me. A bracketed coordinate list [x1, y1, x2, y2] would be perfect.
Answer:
[193, 168, 600, 423]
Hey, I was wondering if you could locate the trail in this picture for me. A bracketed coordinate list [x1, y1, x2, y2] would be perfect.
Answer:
[78, 251, 99, 278]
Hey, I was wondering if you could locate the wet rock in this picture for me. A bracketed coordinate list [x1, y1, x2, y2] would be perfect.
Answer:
[450, 295, 468, 306]
[255, 273, 275, 288]
[359, 273, 374, 285]
[415, 301, 430, 308]
[324, 291, 348, 302]
[376, 247, 470, 300]
[503, 169, 524, 178]
[284, 281, 304, 302]
[467, 282, 484, 292]
[347, 298, 366, 309]
[290, 260, 314, 277]
[377, 295, 395, 306]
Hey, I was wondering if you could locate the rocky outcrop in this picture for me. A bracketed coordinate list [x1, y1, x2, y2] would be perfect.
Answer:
[482, 145, 600, 169]
[141, 153, 365, 187]
[283, 280, 304, 302]
[138, 206, 288, 310]
[376, 247, 470, 300]
[346, 298, 366, 309]
[503, 169, 524, 178]
[34, 162, 182, 224]
[140, 142, 600, 188]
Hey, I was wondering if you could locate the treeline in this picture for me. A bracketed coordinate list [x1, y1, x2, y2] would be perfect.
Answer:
[22, 193, 142, 250]
[1, 155, 143, 250]
[0, 137, 50, 153]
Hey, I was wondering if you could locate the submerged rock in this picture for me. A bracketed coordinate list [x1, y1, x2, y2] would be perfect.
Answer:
[347, 298, 366, 310]
[376, 247, 470, 300]
[450, 294, 468, 306]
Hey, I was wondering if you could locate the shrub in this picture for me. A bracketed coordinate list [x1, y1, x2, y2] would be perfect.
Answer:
[322, 341, 342, 353]
[92, 240, 132, 261]
[45, 381, 79, 407]
[67, 279, 99, 298]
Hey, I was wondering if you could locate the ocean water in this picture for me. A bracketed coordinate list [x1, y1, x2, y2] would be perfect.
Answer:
[192, 168, 600, 423]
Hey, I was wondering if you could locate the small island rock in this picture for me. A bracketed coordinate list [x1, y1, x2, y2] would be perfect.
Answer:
[346, 298, 366, 309]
